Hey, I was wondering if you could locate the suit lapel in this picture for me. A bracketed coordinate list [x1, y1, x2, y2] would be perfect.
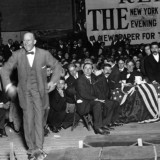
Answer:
[151, 54, 159, 63]
[34, 47, 44, 72]
[21, 49, 29, 76]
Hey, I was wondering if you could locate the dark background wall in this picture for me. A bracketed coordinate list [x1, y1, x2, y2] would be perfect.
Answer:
[0, 0, 73, 31]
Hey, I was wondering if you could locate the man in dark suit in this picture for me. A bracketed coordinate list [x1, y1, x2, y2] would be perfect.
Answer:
[96, 64, 121, 128]
[86, 36, 97, 58]
[144, 42, 160, 83]
[75, 63, 109, 135]
[48, 77, 79, 132]
[1, 32, 62, 158]
[141, 44, 151, 78]
[107, 58, 121, 90]
[66, 63, 82, 104]
[48, 77, 69, 132]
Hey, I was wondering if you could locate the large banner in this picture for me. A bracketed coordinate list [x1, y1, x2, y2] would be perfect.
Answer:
[86, 0, 160, 45]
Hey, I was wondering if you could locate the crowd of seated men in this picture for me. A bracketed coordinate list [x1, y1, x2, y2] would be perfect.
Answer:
[0, 33, 160, 136]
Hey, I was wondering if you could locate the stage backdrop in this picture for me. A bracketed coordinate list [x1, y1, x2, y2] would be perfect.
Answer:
[0, 0, 73, 32]
[85, 0, 160, 45]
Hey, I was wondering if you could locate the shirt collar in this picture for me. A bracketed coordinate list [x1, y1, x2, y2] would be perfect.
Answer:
[85, 75, 91, 79]
[111, 64, 115, 68]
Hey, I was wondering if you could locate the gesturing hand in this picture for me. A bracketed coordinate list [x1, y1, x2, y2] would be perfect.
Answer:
[94, 98, 105, 103]
[7, 85, 17, 100]
[48, 82, 56, 93]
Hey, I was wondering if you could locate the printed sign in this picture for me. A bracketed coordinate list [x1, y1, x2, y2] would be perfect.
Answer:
[85, 0, 160, 45]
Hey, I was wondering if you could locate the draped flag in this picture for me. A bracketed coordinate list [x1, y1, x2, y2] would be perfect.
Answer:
[137, 83, 160, 119]
[112, 83, 160, 123]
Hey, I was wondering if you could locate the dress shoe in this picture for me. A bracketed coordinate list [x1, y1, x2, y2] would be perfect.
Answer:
[27, 149, 34, 155]
[111, 122, 123, 127]
[94, 128, 110, 135]
[44, 127, 49, 137]
[7, 122, 19, 133]
[2, 128, 8, 137]
[108, 126, 115, 130]
[32, 148, 47, 159]
[102, 125, 115, 131]
[101, 125, 110, 130]
[50, 126, 59, 133]
[0, 128, 8, 137]
[28, 154, 36, 160]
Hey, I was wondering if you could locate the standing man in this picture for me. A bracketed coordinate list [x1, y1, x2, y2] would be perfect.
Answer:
[141, 44, 151, 78]
[144, 42, 160, 84]
[0, 32, 62, 158]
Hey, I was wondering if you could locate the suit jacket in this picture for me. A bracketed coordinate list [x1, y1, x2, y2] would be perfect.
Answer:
[3, 44, 12, 62]
[66, 71, 82, 103]
[1, 47, 62, 110]
[108, 64, 121, 90]
[49, 89, 66, 112]
[96, 74, 111, 100]
[121, 69, 142, 84]
[144, 53, 160, 83]
[75, 74, 98, 115]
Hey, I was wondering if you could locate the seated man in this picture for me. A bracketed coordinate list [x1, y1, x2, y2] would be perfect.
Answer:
[48, 77, 79, 132]
[121, 59, 142, 85]
[66, 63, 82, 104]
[96, 64, 121, 128]
[75, 63, 109, 135]
[65, 63, 82, 114]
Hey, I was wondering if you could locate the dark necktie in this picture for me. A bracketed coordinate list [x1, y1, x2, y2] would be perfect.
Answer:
[26, 51, 34, 55]
[87, 77, 92, 84]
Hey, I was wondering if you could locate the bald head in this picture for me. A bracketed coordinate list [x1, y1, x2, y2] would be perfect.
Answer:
[23, 32, 36, 51]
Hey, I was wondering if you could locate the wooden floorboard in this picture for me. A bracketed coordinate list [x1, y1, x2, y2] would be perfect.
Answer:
[0, 121, 160, 160]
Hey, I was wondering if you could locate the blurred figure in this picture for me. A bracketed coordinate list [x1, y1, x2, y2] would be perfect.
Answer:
[1, 32, 62, 159]
[141, 44, 151, 78]
[135, 60, 141, 72]
[3, 39, 13, 62]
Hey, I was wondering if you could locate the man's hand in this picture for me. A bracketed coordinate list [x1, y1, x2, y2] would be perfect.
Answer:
[7, 85, 17, 100]
[48, 82, 56, 93]
[152, 81, 158, 84]
[3, 102, 10, 109]
[94, 98, 105, 103]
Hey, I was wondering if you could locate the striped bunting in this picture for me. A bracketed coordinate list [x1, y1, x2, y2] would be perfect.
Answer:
[137, 83, 160, 119]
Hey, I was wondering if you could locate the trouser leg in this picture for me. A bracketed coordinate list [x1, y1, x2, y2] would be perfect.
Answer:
[23, 92, 35, 150]
[91, 101, 103, 129]
[31, 90, 44, 149]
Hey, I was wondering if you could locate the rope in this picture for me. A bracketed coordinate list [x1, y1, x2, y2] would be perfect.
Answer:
[131, 140, 158, 160]
[82, 142, 93, 148]
[153, 145, 157, 160]
[98, 147, 103, 160]
[83, 141, 158, 160]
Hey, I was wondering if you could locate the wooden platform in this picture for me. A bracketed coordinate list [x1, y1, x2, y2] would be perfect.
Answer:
[0, 121, 160, 160]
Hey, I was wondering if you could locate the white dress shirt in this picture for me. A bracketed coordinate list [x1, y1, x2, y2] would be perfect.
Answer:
[27, 47, 36, 67]
[153, 53, 159, 62]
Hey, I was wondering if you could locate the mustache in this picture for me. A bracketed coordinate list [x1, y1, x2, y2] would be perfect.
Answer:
[152, 51, 158, 53]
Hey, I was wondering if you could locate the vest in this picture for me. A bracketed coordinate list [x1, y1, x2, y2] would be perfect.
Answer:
[26, 57, 38, 92]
